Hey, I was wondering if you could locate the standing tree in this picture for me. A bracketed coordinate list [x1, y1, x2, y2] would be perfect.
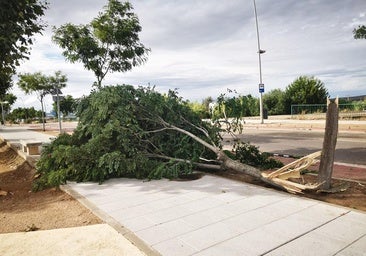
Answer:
[0, 93, 17, 124]
[0, 0, 48, 96]
[353, 25, 366, 39]
[284, 76, 329, 114]
[0, 93, 17, 112]
[8, 107, 42, 123]
[52, 95, 77, 117]
[18, 71, 67, 130]
[263, 89, 286, 115]
[52, 0, 150, 88]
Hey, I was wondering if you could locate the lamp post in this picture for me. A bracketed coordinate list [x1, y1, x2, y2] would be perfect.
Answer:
[51, 87, 63, 133]
[0, 101, 9, 126]
[253, 0, 265, 124]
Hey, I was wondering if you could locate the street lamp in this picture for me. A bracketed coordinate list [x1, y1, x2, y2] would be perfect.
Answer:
[253, 0, 265, 124]
[51, 87, 63, 133]
[0, 101, 9, 126]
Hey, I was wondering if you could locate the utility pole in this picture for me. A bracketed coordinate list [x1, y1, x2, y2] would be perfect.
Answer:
[253, 0, 265, 124]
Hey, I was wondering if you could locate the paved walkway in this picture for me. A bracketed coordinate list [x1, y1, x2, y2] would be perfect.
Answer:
[0, 125, 55, 143]
[0, 224, 146, 256]
[67, 176, 366, 256]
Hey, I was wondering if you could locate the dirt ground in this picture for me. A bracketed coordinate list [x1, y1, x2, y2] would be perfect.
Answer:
[0, 142, 102, 234]
[1, 141, 365, 234]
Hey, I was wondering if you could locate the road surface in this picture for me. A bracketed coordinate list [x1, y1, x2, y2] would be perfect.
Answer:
[223, 128, 366, 166]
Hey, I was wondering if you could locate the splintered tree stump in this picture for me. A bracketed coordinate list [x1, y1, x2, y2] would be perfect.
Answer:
[318, 98, 339, 190]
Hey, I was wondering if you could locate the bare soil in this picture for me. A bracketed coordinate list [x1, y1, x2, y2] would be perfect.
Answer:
[0, 142, 102, 234]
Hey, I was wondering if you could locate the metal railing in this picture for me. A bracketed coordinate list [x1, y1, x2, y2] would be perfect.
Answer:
[291, 103, 366, 119]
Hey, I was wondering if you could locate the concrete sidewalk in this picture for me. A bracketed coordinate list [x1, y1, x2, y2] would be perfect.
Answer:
[0, 224, 146, 256]
[67, 175, 366, 256]
[0, 125, 55, 142]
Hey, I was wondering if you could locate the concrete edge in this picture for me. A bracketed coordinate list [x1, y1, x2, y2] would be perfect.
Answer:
[0, 136, 39, 168]
[334, 161, 366, 169]
[60, 184, 161, 256]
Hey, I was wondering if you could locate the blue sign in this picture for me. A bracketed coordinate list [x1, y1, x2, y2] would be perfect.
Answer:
[259, 83, 264, 93]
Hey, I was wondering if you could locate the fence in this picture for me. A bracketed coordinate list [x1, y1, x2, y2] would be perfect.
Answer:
[291, 103, 366, 119]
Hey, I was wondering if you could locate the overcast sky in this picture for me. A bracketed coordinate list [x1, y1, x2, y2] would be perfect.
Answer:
[12, 0, 366, 111]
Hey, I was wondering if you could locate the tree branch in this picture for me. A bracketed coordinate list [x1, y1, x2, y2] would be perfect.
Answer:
[158, 117, 220, 154]
[145, 154, 223, 171]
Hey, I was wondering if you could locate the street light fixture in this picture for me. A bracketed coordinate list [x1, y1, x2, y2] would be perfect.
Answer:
[0, 101, 9, 126]
[253, 0, 265, 124]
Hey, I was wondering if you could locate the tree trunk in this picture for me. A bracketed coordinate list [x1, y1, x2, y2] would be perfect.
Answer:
[41, 96, 46, 132]
[165, 120, 323, 193]
[318, 98, 339, 190]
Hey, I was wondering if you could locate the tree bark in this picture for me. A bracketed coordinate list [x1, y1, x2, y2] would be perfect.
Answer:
[318, 98, 339, 190]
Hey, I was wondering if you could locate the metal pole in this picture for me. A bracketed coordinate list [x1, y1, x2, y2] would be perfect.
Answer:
[253, 0, 264, 124]
[57, 87, 62, 133]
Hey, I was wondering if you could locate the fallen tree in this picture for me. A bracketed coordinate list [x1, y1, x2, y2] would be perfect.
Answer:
[34, 85, 323, 193]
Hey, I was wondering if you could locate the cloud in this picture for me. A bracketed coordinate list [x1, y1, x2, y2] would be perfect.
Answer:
[11, 0, 366, 111]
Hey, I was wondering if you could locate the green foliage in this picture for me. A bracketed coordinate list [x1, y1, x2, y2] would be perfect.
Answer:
[18, 71, 68, 128]
[52, 95, 77, 117]
[52, 0, 150, 87]
[263, 89, 286, 115]
[35, 85, 221, 189]
[18, 71, 67, 96]
[353, 25, 366, 39]
[215, 91, 259, 119]
[0, 0, 48, 95]
[211, 91, 259, 134]
[0, 93, 17, 114]
[232, 142, 283, 170]
[188, 101, 210, 119]
[284, 76, 329, 114]
[7, 107, 42, 123]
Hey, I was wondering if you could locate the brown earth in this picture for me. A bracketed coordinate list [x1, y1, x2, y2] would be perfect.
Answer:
[0, 142, 102, 234]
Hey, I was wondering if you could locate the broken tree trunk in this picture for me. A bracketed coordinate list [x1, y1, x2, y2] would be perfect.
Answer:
[318, 98, 339, 190]
[163, 120, 324, 194]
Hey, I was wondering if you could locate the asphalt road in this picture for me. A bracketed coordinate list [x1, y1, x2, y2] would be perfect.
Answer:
[223, 128, 366, 166]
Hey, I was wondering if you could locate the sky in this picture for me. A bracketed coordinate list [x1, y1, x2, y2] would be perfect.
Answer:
[11, 0, 366, 111]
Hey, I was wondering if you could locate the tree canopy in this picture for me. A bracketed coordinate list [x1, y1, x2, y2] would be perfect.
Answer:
[353, 25, 366, 39]
[18, 71, 67, 130]
[8, 107, 42, 123]
[52, 0, 150, 88]
[52, 95, 77, 117]
[263, 89, 286, 115]
[0, 0, 48, 95]
[284, 76, 329, 112]
[35, 85, 221, 188]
